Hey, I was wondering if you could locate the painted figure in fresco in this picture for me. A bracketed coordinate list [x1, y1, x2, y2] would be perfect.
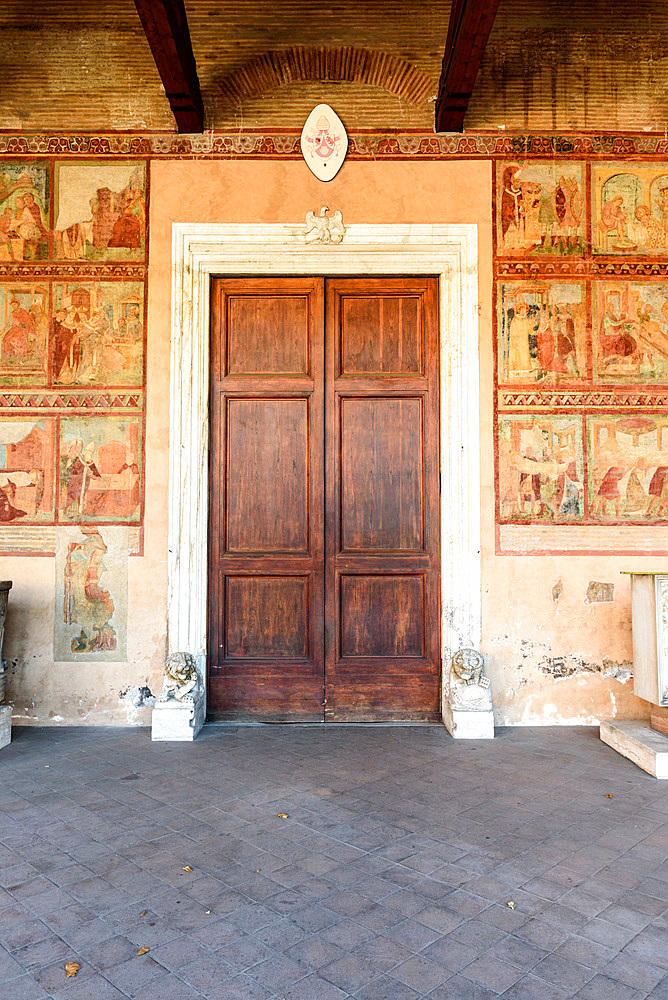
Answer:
[61, 440, 105, 516]
[64, 529, 117, 653]
[535, 311, 556, 374]
[6, 193, 48, 261]
[0, 207, 14, 254]
[58, 222, 88, 261]
[599, 300, 637, 363]
[52, 308, 79, 382]
[108, 188, 145, 250]
[599, 195, 635, 250]
[631, 205, 665, 250]
[554, 444, 583, 517]
[501, 166, 523, 250]
[534, 307, 578, 376]
[0, 170, 48, 261]
[498, 439, 517, 518]
[549, 176, 582, 249]
[658, 187, 668, 246]
[635, 301, 668, 369]
[15, 193, 47, 242]
[647, 466, 668, 517]
[508, 301, 533, 373]
[591, 463, 627, 517]
[2, 298, 35, 359]
[76, 310, 107, 382]
[521, 183, 542, 248]
[563, 177, 583, 245]
[0, 482, 26, 522]
[552, 305, 577, 373]
[517, 447, 543, 516]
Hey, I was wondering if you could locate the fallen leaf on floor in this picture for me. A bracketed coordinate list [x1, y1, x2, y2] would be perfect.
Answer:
[277, 813, 289, 819]
[605, 794, 613, 798]
[139, 910, 147, 918]
[136, 947, 149, 956]
[65, 962, 80, 977]
[507, 901, 516, 909]
[256, 869, 260, 873]
[182, 866, 193, 872]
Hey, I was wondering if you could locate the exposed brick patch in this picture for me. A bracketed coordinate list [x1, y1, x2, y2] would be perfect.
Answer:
[216, 46, 436, 107]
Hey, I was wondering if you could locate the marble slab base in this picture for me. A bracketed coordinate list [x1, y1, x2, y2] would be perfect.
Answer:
[443, 704, 494, 739]
[0, 705, 11, 750]
[151, 691, 205, 742]
[600, 720, 668, 779]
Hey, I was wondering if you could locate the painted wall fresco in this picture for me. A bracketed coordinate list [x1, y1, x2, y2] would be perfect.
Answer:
[498, 163, 586, 257]
[495, 159, 668, 552]
[54, 163, 146, 262]
[0, 156, 147, 662]
[54, 526, 128, 661]
[0, 163, 50, 262]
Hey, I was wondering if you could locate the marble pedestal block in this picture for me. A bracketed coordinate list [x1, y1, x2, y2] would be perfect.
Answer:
[600, 720, 668, 779]
[151, 691, 205, 742]
[0, 705, 11, 750]
[443, 702, 494, 739]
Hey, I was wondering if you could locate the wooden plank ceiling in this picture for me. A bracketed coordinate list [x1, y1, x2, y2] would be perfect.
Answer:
[0, 0, 667, 133]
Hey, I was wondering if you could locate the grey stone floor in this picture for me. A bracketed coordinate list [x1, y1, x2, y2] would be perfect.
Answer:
[0, 724, 667, 1000]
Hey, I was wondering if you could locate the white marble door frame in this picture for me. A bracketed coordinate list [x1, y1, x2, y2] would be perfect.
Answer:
[168, 222, 481, 717]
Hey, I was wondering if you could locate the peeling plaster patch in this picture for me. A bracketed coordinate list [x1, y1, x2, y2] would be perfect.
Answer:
[120, 685, 155, 708]
[585, 581, 615, 604]
[552, 579, 563, 602]
[538, 654, 632, 683]
[519, 699, 600, 726]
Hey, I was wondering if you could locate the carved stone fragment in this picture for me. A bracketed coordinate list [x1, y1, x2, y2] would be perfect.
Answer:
[442, 648, 494, 739]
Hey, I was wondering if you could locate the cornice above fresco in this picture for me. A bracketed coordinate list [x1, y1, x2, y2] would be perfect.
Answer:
[3, 132, 668, 159]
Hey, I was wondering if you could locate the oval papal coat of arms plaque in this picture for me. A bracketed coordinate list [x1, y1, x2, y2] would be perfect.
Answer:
[300, 104, 348, 181]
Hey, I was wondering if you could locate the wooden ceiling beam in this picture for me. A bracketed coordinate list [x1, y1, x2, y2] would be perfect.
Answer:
[134, 0, 204, 133]
[435, 0, 501, 133]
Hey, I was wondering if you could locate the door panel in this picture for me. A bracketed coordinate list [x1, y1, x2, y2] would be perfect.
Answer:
[226, 397, 309, 553]
[227, 294, 309, 375]
[339, 294, 423, 375]
[339, 574, 425, 658]
[208, 278, 325, 720]
[325, 278, 440, 721]
[225, 576, 309, 658]
[209, 275, 439, 722]
[340, 396, 423, 551]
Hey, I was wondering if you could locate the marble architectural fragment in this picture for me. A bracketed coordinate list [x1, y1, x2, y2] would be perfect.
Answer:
[151, 651, 205, 741]
[442, 648, 494, 739]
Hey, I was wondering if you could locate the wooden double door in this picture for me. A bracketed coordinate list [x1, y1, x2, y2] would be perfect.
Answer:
[208, 276, 440, 721]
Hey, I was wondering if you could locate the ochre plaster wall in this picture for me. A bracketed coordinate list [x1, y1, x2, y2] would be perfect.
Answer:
[4, 156, 653, 726]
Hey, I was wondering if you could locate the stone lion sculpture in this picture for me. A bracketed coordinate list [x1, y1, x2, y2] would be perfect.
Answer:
[446, 648, 492, 712]
[158, 651, 199, 703]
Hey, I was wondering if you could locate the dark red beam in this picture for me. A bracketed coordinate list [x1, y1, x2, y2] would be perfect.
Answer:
[134, 0, 204, 133]
[435, 0, 501, 133]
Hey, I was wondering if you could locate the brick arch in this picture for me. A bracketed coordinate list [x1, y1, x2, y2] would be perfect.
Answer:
[216, 46, 436, 107]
